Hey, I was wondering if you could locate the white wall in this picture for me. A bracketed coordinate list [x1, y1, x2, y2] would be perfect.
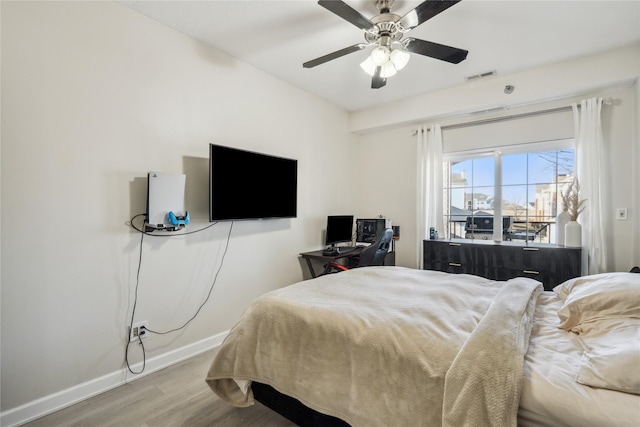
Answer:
[0, 0, 357, 419]
[351, 125, 418, 268]
[635, 81, 640, 266]
[2, 1, 639, 424]
[350, 44, 640, 134]
[353, 48, 640, 273]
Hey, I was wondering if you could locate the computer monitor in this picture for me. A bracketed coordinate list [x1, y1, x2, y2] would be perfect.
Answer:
[325, 215, 354, 248]
[356, 218, 392, 244]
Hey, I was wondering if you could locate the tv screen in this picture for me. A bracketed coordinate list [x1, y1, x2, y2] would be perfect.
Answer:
[209, 144, 297, 221]
[325, 215, 354, 246]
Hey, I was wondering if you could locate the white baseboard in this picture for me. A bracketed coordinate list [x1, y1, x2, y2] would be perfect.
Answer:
[0, 331, 228, 427]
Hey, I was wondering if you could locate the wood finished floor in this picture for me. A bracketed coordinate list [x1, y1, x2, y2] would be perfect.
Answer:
[22, 349, 296, 427]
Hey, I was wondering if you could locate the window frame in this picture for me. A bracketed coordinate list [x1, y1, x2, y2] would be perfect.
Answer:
[442, 138, 575, 243]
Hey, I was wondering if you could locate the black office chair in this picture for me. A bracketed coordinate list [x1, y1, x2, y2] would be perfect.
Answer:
[326, 228, 394, 273]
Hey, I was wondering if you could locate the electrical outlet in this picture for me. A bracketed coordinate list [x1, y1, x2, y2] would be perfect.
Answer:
[616, 208, 628, 220]
[129, 320, 149, 342]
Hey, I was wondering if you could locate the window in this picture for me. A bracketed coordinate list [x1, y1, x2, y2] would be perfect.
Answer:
[443, 139, 574, 244]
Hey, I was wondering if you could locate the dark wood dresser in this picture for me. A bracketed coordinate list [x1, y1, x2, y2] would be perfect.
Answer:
[423, 239, 582, 290]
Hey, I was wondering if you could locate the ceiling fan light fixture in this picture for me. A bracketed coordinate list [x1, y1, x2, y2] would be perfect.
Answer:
[361, 47, 407, 77]
[370, 46, 391, 66]
[390, 48, 410, 70]
[360, 56, 377, 76]
[380, 61, 397, 78]
[360, 56, 396, 78]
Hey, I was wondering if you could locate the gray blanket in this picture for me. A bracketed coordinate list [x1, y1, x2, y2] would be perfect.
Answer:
[207, 267, 542, 426]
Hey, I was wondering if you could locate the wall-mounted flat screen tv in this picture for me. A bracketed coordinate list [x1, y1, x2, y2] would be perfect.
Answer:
[209, 144, 298, 221]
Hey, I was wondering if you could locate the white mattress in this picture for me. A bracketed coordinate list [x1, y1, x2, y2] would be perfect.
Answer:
[518, 292, 640, 426]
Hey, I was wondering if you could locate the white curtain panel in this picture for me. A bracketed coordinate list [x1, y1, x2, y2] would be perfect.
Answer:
[573, 97, 610, 274]
[416, 125, 444, 268]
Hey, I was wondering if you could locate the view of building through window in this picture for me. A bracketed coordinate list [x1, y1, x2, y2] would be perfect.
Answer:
[443, 144, 575, 243]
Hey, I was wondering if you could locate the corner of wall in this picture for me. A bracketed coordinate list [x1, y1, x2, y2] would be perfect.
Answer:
[633, 79, 640, 267]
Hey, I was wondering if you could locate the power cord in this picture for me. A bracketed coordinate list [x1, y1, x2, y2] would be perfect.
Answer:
[124, 214, 233, 374]
[125, 336, 146, 375]
[125, 228, 146, 375]
[128, 213, 218, 236]
[145, 221, 233, 335]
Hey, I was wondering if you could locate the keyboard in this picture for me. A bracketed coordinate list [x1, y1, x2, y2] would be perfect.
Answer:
[337, 246, 356, 254]
[322, 246, 356, 256]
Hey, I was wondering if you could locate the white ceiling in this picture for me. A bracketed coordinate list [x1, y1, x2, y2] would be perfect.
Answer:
[118, 0, 640, 112]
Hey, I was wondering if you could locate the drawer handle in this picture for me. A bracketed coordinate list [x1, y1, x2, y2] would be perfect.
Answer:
[523, 270, 540, 275]
[449, 243, 461, 247]
[523, 247, 539, 251]
[449, 262, 462, 267]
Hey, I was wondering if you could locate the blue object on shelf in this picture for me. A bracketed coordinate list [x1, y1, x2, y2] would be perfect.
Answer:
[168, 211, 190, 226]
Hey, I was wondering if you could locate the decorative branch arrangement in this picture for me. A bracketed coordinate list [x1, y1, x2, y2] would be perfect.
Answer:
[562, 178, 586, 221]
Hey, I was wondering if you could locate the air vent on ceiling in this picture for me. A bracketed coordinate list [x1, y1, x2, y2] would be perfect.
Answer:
[465, 70, 497, 82]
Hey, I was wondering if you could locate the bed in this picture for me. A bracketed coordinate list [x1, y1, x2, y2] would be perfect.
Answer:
[206, 266, 640, 426]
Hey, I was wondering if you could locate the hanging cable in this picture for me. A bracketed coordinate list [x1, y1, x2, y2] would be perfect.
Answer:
[144, 221, 233, 335]
[128, 213, 217, 236]
[124, 214, 233, 374]
[125, 229, 146, 374]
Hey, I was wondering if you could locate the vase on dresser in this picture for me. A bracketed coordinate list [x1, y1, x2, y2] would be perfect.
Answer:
[565, 221, 582, 248]
[556, 210, 570, 245]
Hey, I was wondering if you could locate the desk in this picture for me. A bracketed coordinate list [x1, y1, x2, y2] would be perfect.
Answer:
[299, 248, 363, 278]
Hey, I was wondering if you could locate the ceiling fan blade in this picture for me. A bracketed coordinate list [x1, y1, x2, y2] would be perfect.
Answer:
[405, 38, 468, 64]
[371, 66, 386, 89]
[399, 0, 462, 31]
[303, 44, 367, 68]
[318, 0, 375, 31]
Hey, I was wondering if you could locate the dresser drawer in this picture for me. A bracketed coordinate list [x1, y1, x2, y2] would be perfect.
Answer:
[424, 240, 470, 273]
[424, 240, 494, 277]
[424, 239, 581, 290]
[500, 246, 545, 272]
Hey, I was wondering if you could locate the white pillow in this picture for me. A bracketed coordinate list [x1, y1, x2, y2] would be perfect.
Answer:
[553, 272, 640, 330]
[574, 318, 640, 395]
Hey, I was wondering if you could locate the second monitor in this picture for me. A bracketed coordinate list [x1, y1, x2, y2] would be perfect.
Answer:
[325, 215, 354, 249]
[356, 218, 392, 244]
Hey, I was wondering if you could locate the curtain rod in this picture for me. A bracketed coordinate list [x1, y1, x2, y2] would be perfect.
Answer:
[414, 97, 612, 134]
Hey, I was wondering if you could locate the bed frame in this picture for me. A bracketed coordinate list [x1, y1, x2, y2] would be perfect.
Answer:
[252, 382, 349, 427]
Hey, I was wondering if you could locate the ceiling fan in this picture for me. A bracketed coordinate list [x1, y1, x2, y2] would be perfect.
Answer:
[303, 0, 468, 89]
